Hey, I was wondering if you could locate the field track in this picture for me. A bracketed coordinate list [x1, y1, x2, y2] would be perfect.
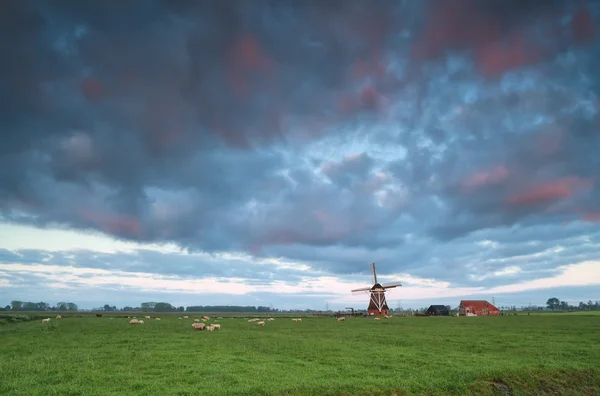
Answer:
[1, 312, 599, 395]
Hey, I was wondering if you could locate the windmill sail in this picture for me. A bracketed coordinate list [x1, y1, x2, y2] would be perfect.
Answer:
[369, 263, 377, 284]
[382, 282, 402, 289]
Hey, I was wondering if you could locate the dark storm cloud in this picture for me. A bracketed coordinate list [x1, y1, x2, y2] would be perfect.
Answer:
[1, 0, 599, 288]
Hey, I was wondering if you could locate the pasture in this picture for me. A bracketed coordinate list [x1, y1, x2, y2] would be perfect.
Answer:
[1, 313, 599, 395]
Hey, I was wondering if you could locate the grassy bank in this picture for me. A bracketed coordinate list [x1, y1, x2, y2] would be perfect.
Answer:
[0, 314, 598, 395]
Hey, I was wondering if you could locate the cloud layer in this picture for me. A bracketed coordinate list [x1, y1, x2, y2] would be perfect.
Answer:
[1, 1, 599, 308]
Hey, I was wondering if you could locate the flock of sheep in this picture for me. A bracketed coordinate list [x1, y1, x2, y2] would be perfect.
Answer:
[40, 314, 389, 327]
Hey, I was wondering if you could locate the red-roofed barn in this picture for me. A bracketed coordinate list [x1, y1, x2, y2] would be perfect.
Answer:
[459, 300, 500, 316]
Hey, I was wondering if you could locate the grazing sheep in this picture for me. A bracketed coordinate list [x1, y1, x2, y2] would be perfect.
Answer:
[155, 318, 161, 320]
[267, 318, 275, 321]
[292, 319, 298, 322]
[194, 319, 200, 322]
[203, 316, 210, 321]
[206, 325, 215, 331]
[133, 316, 137, 319]
[178, 317, 182, 320]
[129, 319, 139, 324]
[145, 316, 151, 319]
[183, 316, 189, 319]
[202, 319, 207, 322]
[41, 318, 51, 323]
[384, 315, 389, 319]
[257, 321, 265, 326]
[137, 320, 144, 325]
[374, 317, 381, 321]
[192, 323, 205, 330]
[55, 315, 62, 320]
[338, 317, 345, 321]
[211, 324, 221, 330]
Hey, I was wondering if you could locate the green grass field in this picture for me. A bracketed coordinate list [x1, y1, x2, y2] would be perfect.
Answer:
[1, 313, 599, 395]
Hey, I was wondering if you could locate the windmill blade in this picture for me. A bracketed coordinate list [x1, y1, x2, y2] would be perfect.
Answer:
[370, 262, 378, 284]
[382, 282, 402, 289]
[351, 289, 371, 296]
[351, 287, 371, 293]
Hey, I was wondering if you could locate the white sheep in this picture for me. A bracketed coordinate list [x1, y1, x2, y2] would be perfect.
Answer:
[41, 318, 51, 323]
[374, 317, 380, 321]
[129, 319, 139, 324]
[55, 315, 62, 320]
[183, 316, 189, 319]
[292, 319, 298, 322]
[137, 320, 144, 325]
[257, 321, 265, 326]
[206, 325, 215, 331]
[211, 324, 221, 330]
[145, 316, 151, 319]
[203, 316, 210, 321]
[155, 318, 161, 320]
[192, 322, 205, 330]
[194, 319, 200, 322]
[338, 317, 345, 321]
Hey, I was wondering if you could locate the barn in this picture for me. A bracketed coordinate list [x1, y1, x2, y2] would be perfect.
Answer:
[426, 305, 450, 316]
[459, 300, 500, 316]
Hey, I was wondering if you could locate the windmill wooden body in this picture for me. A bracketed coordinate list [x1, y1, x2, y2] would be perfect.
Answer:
[351, 263, 402, 316]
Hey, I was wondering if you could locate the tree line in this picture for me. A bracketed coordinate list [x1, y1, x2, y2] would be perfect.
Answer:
[1, 300, 301, 313]
[0, 301, 79, 312]
[546, 298, 600, 311]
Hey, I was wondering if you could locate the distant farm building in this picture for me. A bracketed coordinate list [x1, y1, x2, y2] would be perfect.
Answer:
[459, 300, 500, 316]
[426, 305, 450, 316]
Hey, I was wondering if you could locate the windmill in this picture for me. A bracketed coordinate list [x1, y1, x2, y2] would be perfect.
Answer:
[351, 263, 402, 316]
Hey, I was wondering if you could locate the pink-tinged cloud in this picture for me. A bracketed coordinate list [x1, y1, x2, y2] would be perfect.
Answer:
[507, 177, 593, 206]
[462, 165, 509, 190]
[476, 33, 540, 78]
[81, 78, 104, 101]
[581, 212, 600, 222]
[572, 8, 596, 44]
[78, 209, 141, 237]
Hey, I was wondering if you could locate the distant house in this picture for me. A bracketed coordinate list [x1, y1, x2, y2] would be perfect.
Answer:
[459, 300, 500, 316]
[426, 305, 450, 316]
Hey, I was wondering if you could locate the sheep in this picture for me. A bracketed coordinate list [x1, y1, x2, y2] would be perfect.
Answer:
[267, 318, 275, 321]
[178, 317, 182, 320]
[55, 315, 62, 320]
[291, 319, 298, 322]
[41, 318, 51, 323]
[192, 323, 205, 330]
[338, 317, 345, 321]
[374, 317, 381, 321]
[194, 319, 200, 322]
[202, 319, 207, 322]
[257, 321, 265, 326]
[183, 316, 189, 319]
[155, 317, 161, 321]
[137, 320, 144, 325]
[129, 319, 139, 324]
[206, 325, 215, 331]
[203, 316, 210, 321]
[145, 316, 151, 319]
[384, 315, 389, 319]
[211, 324, 221, 330]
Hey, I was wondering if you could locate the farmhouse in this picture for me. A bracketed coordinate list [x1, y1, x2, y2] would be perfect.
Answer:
[426, 305, 450, 316]
[459, 300, 500, 316]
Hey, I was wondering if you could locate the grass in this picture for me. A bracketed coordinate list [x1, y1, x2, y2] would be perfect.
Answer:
[0, 313, 599, 395]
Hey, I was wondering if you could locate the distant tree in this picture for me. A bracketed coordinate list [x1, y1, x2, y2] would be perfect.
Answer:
[154, 302, 174, 312]
[3, 305, 10, 311]
[546, 297, 560, 310]
[140, 302, 157, 312]
[559, 301, 568, 311]
[177, 306, 184, 312]
[10, 301, 23, 311]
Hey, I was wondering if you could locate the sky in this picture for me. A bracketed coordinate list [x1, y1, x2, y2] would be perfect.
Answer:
[1, 0, 600, 310]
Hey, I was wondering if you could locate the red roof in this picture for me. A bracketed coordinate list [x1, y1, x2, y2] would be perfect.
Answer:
[460, 300, 499, 311]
